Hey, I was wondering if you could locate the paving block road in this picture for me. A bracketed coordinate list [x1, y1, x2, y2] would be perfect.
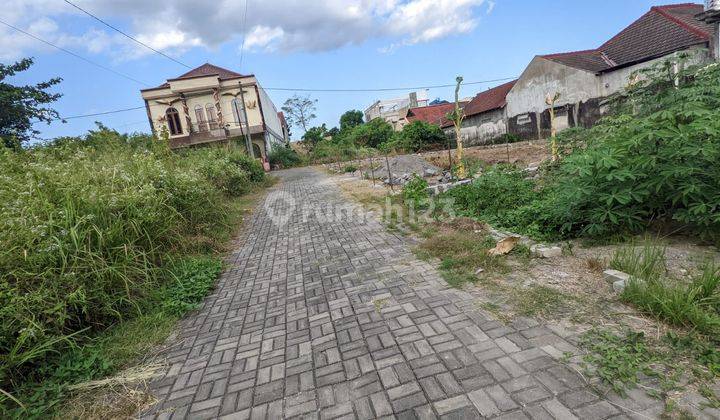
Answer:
[141, 167, 662, 419]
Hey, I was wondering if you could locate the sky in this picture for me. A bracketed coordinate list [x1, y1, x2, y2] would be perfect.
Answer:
[2, 0, 688, 141]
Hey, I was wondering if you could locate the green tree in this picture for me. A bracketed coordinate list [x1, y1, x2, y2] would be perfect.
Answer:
[0, 58, 62, 148]
[339, 110, 364, 131]
[281, 94, 317, 134]
[302, 124, 328, 151]
[395, 120, 447, 152]
[349, 118, 393, 148]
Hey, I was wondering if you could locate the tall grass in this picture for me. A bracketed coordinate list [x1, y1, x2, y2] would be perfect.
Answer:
[611, 242, 720, 338]
[0, 126, 266, 407]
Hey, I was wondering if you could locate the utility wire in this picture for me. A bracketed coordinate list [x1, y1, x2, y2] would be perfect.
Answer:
[63, 0, 191, 69]
[262, 77, 517, 92]
[61, 106, 146, 120]
[238, 0, 250, 71]
[0, 18, 151, 87]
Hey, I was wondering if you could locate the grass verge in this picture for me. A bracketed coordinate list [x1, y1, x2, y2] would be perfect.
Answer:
[610, 241, 720, 339]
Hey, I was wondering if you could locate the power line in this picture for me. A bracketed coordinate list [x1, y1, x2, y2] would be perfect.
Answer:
[238, 0, 250, 71]
[61, 106, 146, 120]
[63, 0, 191, 69]
[262, 77, 517, 92]
[0, 18, 150, 86]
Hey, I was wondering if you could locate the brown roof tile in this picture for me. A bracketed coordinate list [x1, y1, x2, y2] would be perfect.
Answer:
[440, 80, 517, 128]
[147, 63, 249, 90]
[541, 3, 714, 73]
[406, 103, 458, 125]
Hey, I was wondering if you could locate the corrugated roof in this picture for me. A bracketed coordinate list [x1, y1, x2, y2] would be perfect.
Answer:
[542, 3, 715, 73]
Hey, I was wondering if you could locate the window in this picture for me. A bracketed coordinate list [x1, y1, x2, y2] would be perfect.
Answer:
[231, 98, 245, 126]
[252, 143, 262, 159]
[205, 103, 218, 130]
[516, 114, 532, 125]
[166, 107, 182, 135]
[194, 105, 207, 132]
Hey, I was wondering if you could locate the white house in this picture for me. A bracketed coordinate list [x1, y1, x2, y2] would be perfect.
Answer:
[140, 63, 288, 160]
[364, 90, 429, 131]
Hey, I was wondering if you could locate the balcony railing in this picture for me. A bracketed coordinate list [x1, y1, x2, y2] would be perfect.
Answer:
[192, 121, 220, 132]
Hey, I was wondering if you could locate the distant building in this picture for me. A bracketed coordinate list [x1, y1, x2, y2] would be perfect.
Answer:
[441, 80, 516, 146]
[140, 63, 288, 160]
[506, 3, 718, 140]
[364, 90, 429, 131]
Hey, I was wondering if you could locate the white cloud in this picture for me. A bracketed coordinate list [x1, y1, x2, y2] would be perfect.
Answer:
[244, 26, 285, 51]
[1, 0, 493, 61]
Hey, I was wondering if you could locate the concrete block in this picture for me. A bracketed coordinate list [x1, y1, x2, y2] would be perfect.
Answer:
[613, 279, 627, 293]
[603, 269, 629, 284]
[530, 245, 562, 258]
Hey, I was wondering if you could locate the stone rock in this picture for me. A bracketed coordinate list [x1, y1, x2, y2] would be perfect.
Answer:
[530, 245, 563, 258]
[612, 279, 627, 293]
[423, 168, 438, 177]
[603, 269, 630, 284]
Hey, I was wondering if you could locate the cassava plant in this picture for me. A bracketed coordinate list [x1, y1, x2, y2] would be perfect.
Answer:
[447, 76, 466, 179]
[545, 92, 561, 162]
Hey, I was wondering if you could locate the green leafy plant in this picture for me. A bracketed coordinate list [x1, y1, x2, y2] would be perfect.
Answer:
[268, 145, 303, 168]
[402, 175, 429, 208]
[160, 257, 222, 316]
[580, 329, 664, 396]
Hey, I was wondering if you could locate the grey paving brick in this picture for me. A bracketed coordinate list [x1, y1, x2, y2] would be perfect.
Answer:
[139, 168, 640, 420]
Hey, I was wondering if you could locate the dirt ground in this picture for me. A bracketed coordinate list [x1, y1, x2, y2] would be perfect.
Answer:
[422, 140, 550, 169]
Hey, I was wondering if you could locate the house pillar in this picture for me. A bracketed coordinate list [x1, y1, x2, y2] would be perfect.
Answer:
[213, 88, 225, 127]
[180, 94, 193, 133]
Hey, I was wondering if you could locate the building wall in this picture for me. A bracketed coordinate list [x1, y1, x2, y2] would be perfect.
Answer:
[505, 48, 712, 140]
[506, 56, 601, 119]
[450, 108, 507, 146]
[598, 47, 710, 96]
[142, 76, 265, 140]
[256, 86, 285, 148]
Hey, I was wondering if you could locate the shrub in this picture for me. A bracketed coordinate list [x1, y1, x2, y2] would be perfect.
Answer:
[402, 175, 429, 207]
[343, 164, 358, 173]
[393, 121, 447, 152]
[268, 145, 302, 168]
[550, 61, 720, 240]
[348, 118, 394, 148]
[182, 147, 265, 196]
[0, 129, 266, 406]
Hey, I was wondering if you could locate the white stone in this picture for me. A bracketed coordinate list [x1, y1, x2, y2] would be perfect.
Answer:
[603, 269, 630, 284]
[530, 245, 563, 258]
[612, 279, 627, 293]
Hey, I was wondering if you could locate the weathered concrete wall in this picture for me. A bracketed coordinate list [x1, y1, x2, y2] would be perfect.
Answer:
[457, 108, 507, 146]
[506, 56, 601, 118]
[508, 112, 540, 140]
[599, 47, 710, 97]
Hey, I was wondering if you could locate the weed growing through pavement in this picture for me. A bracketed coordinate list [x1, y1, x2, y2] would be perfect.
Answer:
[577, 328, 720, 408]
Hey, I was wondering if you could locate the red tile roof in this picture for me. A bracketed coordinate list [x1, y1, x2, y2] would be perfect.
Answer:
[440, 80, 517, 128]
[542, 3, 715, 73]
[277, 111, 288, 128]
[406, 103, 457, 125]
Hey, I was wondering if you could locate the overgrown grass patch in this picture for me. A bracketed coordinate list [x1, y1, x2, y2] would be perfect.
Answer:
[609, 242, 720, 339]
[0, 127, 271, 417]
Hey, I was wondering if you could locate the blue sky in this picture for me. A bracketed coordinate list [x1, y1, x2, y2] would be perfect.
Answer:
[3, 0, 683, 141]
